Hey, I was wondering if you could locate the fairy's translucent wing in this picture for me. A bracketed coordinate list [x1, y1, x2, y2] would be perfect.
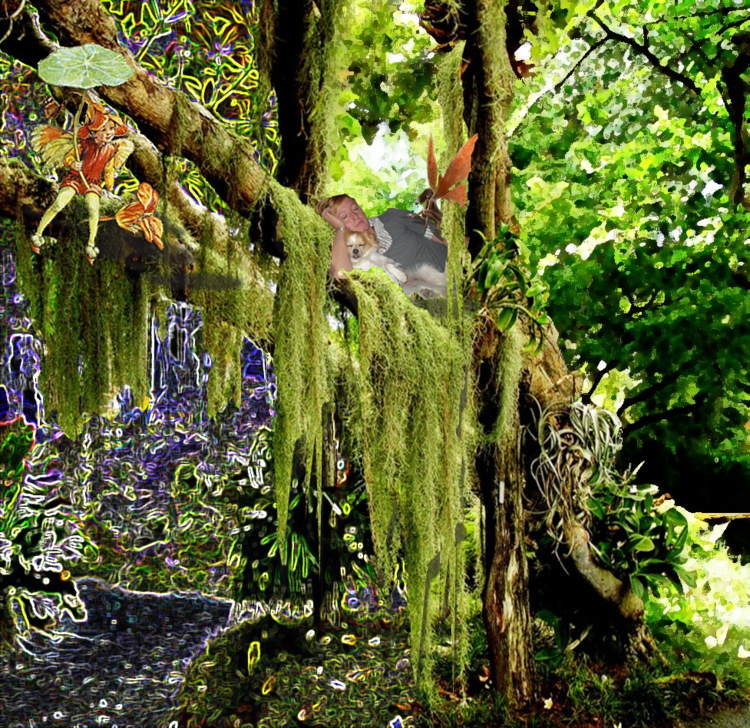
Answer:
[439, 183, 466, 208]
[111, 138, 134, 170]
[29, 125, 75, 167]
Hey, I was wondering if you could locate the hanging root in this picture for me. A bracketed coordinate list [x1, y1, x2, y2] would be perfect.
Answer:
[563, 519, 667, 665]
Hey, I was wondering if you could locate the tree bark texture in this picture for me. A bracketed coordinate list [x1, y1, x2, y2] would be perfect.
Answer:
[462, 0, 536, 710]
[260, 0, 340, 204]
[462, 0, 517, 258]
[473, 315, 535, 709]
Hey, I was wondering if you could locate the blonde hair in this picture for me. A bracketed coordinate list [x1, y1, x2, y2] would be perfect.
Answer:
[315, 194, 351, 218]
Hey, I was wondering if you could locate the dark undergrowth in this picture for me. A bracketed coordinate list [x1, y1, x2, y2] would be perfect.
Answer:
[417, 613, 750, 728]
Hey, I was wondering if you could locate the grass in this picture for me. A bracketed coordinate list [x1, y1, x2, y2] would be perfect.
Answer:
[413, 606, 750, 728]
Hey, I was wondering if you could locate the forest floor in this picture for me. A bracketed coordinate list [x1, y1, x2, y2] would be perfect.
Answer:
[1, 579, 747, 728]
[677, 705, 750, 728]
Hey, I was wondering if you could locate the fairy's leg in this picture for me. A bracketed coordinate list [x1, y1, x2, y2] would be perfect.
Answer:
[33, 186, 76, 250]
[84, 191, 101, 263]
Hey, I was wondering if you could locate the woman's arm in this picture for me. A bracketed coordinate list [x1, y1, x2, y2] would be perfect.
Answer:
[330, 230, 353, 279]
[321, 207, 353, 279]
[430, 234, 471, 248]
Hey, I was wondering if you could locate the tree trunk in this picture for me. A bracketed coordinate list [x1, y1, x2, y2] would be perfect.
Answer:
[260, 0, 341, 204]
[473, 313, 535, 709]
[463, 0, 517, 258]
[462, 0, 536, 710]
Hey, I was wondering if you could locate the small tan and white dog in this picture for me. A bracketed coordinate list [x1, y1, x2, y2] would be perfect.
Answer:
[343, 228, 407, 285]
[343, 228, 448, 298]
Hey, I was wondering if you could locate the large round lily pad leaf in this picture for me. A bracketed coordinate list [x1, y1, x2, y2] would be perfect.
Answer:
[38, 43, 134, 89]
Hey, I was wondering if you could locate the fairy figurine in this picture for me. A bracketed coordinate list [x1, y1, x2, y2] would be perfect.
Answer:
[29, 98, 134, 264]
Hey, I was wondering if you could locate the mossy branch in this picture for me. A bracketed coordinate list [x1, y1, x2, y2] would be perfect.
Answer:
[32, 0, 268, 217]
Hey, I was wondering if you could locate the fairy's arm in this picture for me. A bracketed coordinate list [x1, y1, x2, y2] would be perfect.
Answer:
[104, 138, 135, 192]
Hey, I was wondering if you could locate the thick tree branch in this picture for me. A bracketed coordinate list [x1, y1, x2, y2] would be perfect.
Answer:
[586, 10, 703, 98]
[621, 394, 708, 437]
[617, 362, 693, 415]
[525, 321, 582, 411]
[563, 520, 666, 664]
[31, 0, 268, 218]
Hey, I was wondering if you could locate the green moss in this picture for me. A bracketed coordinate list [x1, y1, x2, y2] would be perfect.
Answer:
[490, 322, 524, 448]
[437, 42, 469, 332]
[14, 198, 150, 438]
[345, 267, 475, 691]
[269, 180, 332, 566]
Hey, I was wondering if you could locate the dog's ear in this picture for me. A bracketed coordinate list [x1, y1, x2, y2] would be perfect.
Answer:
[363, 228, 378, 246]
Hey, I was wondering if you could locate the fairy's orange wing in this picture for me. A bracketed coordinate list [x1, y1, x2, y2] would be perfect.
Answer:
[115, 200, 145, 234]
[136, 182, 159, 213]
[439, 184, 466, 208]
[143, 216, 164, 249]
[427, 133, 438, 193]
[435, 133, 478, 199]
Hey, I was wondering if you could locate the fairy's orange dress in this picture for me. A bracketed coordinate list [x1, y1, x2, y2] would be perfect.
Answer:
[60, 138, 117, 196]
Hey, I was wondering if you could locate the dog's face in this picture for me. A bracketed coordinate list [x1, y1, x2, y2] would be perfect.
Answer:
[343, 228, 379, 263]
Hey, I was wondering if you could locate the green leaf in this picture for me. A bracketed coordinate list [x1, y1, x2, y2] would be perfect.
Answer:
[526, 283, 547, 298]
[485, 260, 507, 290]
[535, 647, 563, 662]
[629, 574, 645, 600]
[509, 266, 529, 296]
[38, 44, 134, 89]
[672, 564, 698, 588]
[588, 496, 605, 520]
[496, 306, 517, 332]
[633, 536, 655, 552]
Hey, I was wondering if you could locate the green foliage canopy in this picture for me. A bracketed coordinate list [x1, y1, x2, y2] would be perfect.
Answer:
[510, 0, 750, 484]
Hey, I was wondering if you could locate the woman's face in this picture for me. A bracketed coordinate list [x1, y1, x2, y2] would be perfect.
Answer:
[336, 197, 369, 232]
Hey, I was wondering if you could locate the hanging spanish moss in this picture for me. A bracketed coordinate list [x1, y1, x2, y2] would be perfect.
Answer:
[14, 195, 149, 437]
[268, 180, 332, 566]
[346, 266, 476, 694]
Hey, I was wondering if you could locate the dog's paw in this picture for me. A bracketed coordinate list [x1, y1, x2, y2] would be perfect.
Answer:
[388, 267, 408, 284]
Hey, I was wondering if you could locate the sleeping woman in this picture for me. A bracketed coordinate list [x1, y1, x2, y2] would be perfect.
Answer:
[316, 194, 449, 297]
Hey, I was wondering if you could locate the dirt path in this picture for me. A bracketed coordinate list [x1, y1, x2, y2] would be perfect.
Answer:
[0, 577, 232, 727]
[674, 704, 750, 728]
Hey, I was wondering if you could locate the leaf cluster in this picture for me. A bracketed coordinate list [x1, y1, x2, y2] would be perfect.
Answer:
[341, 0, 437, 145]
[528, 400, 692, 601]
[588, 480, 694, 601]
[508, 0, 750, 474]
[467, 225, 550, 355]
